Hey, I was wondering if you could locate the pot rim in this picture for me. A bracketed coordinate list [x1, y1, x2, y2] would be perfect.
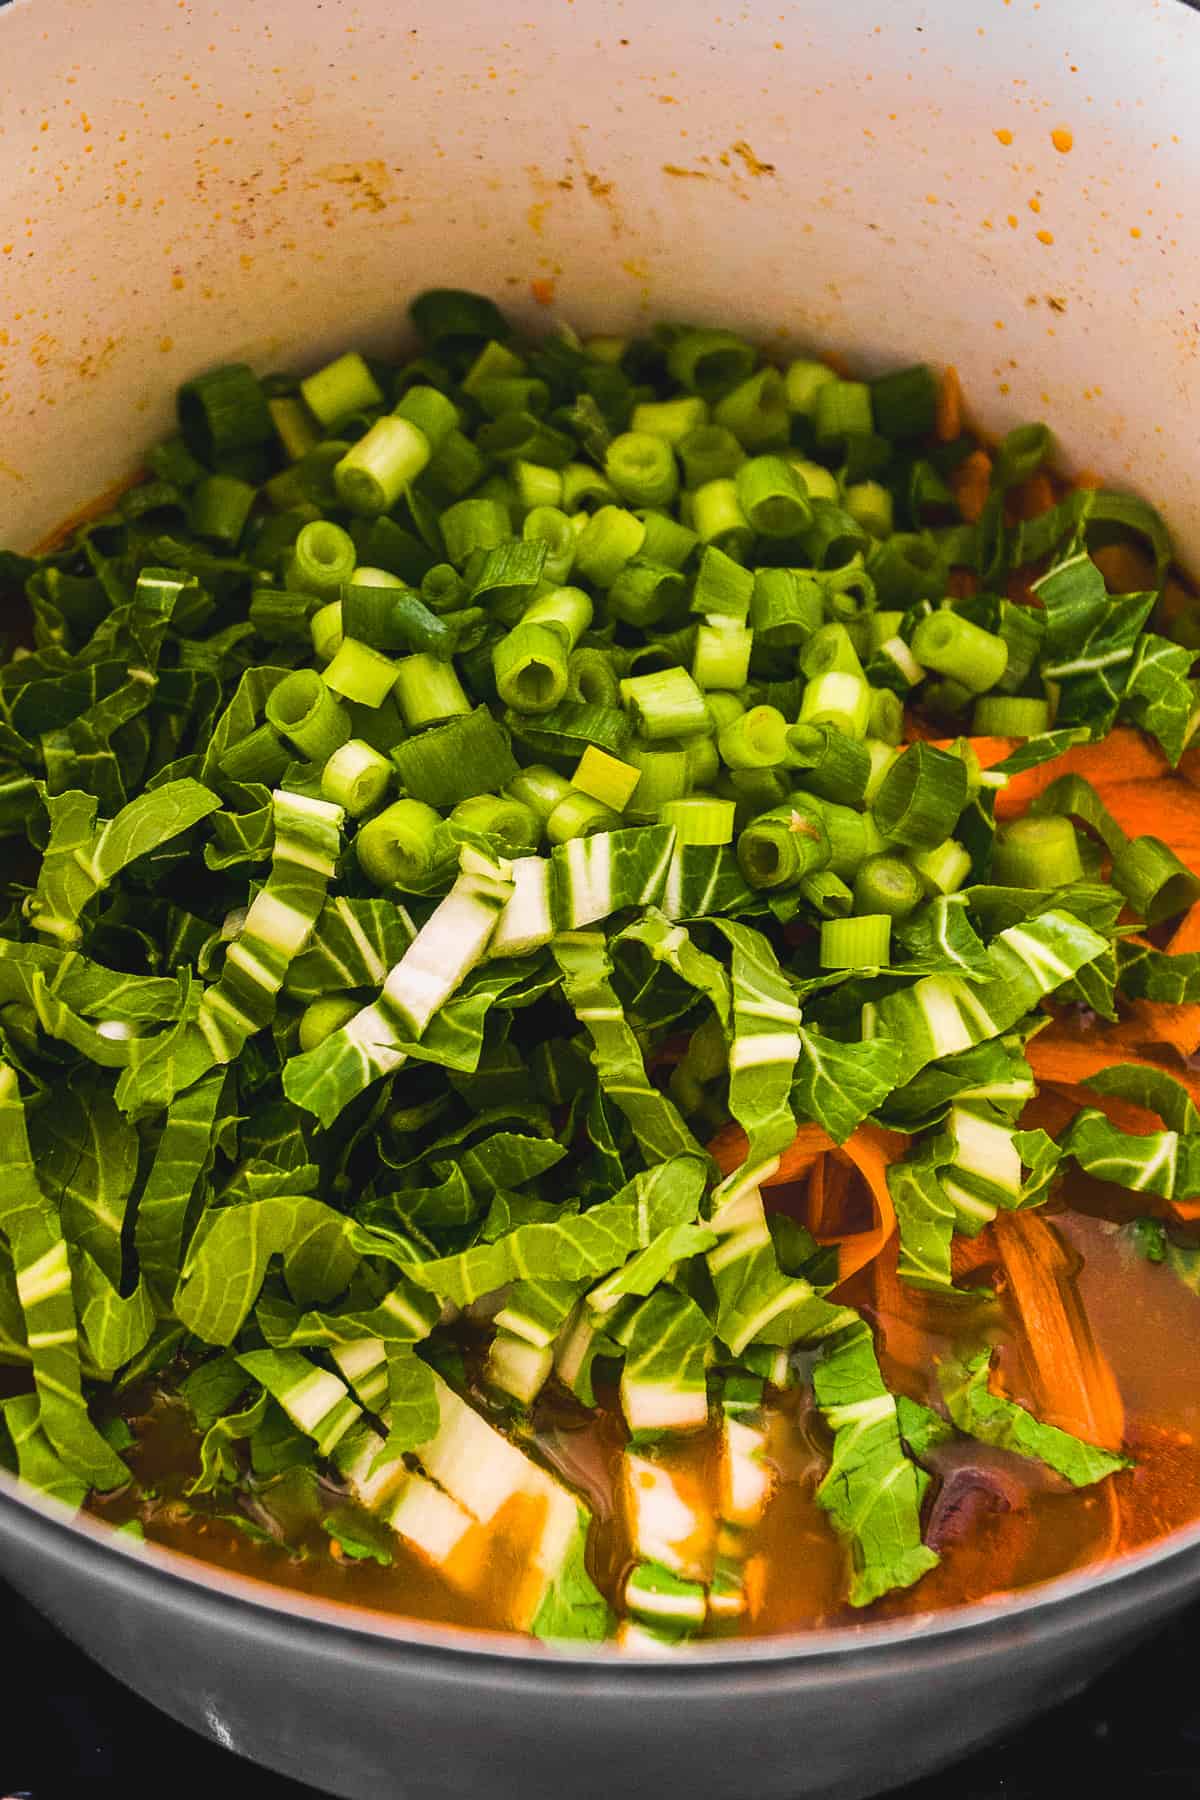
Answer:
[3, 1461, 1198, 1677]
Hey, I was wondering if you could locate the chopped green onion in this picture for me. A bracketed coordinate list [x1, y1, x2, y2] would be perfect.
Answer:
[355, 797, 443, 887]
[1111, 837, 1200, 925]
[521, 585, 592, 650]
[310, 600, 344, 664]
[475, 376, 550, 419]
[506, 764, 572, 822]
[690, 478, 754, 558]
[868, 687, 905, 746]
[907, 838, 973, 896]
[992, 816, 1084, 889]
[684, 734, 720, 789]
[718, 705, 790, 770]
[574, 506, 647, 587]
[972, 695, 1051, 737]
[250, 586, 314, 645]
[693, 621, 753, 692]
[659, 796, 736, 845]
[268, 394, 319, 462]
[735, 456, 812, 537]
[677, 424, 746, 490]
[322, 638, 399, 708]
[844, 481, 894, 540]
[451, 792, 541, 853]
[863, 738, 900, 803]
[784, 723, 871, 805]
[636, 509, 699, 571]
[190, 473, 255, 547]
[392, 654, 471, 729]
[572, 747, 642, 813]
[393, 384, 459, 451]
[546, 791, 622, 843]
[783, 359, 837, 416]
[477, 411, 575, 467]
[608, 560, 687, 629]
[705, 692, 746, 732]
[300, 352, 384, 428]
[178, 362, 273, 460]
[620, 667, 710, 742]
[737, 798, 831, 890]
[513, 460, 564, 512]
[800, 621, 865, 680]
[321, 739, 393, 816]
[493, 623, 570, 715]
[853, 855, 923, 919]
[461, 339, 526, 394]
[666, 328, 757, 398]
[813, 380, 873, 448]
[798, 671, 872, 740]
[266, 669, 352, 761]
[391, 705, 518, 807]
[334, 417, 431, 516]
[440, 497, 511, 567]
[910, 612, 1009, 695]
[750, 568, 823, 648]
[820, 913, 892, 969]
[605, 432, 679, 509]
[692, 544, 754, 619]
[868, 364, 938, 439]
[631, 396, 709, 444]
[801, 870, 855, 917]
[522, 506, 577, 584]
[561, 461, 618, 513]
[566, 647, 621, 709]
[286, 520, 357, 599]
[790, 458, 839, 501]
[714, 366, 789, 452]
[624, 739, 692, 819]
[872, 742, 969, 849]
[217, 722, 291, 787]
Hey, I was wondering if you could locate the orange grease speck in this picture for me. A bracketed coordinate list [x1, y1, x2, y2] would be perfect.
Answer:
[1051, 128, 1074, 154]
[994, 128, 1013, 146]
[530, 277, 556, 306]
[1036, 229, 1055, 245]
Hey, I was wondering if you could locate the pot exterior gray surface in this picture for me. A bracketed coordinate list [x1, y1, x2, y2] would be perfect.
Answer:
[3, 1498, 1199, 1800]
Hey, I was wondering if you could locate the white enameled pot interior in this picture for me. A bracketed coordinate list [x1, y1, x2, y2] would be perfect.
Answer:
[2, 0, 1198, 561]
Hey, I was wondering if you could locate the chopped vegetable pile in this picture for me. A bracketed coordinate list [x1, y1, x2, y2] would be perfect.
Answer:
[2, 288, 1200, 1647]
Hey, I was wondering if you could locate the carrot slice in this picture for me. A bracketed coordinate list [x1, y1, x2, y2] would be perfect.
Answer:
[707, 1119, 834, 1182]
[949, 449, 992, 524]
[930, 728, 1173, 820]
[1013, 471, 1056, 521]
[1028, 1022, 1200, 1111]
[936, 365, 963, 442]
[993, 1210, 1126, 1452]
[830, 1126, 903, 1284]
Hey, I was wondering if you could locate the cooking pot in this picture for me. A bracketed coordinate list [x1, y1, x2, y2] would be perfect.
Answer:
[3, 2, 1200, 1796]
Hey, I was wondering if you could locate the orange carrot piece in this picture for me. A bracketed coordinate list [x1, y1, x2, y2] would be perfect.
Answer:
[1014, 471, 1056, 520]
[993, 1210, 1126, 1452]
[1071, 468, 1104, 491]
[1098, 780, 1200, 878]
[928, 728, 1170, 821]
[831, 1126, 903, 1284]
[949, 449, 992, 524]
[936, 365, 963, 442]
[707, 1119, 834, 1183]
[1027, 1024, 1200, 1111]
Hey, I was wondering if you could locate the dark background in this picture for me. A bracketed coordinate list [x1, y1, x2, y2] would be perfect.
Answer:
[4, 1575, 1199, 1799]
